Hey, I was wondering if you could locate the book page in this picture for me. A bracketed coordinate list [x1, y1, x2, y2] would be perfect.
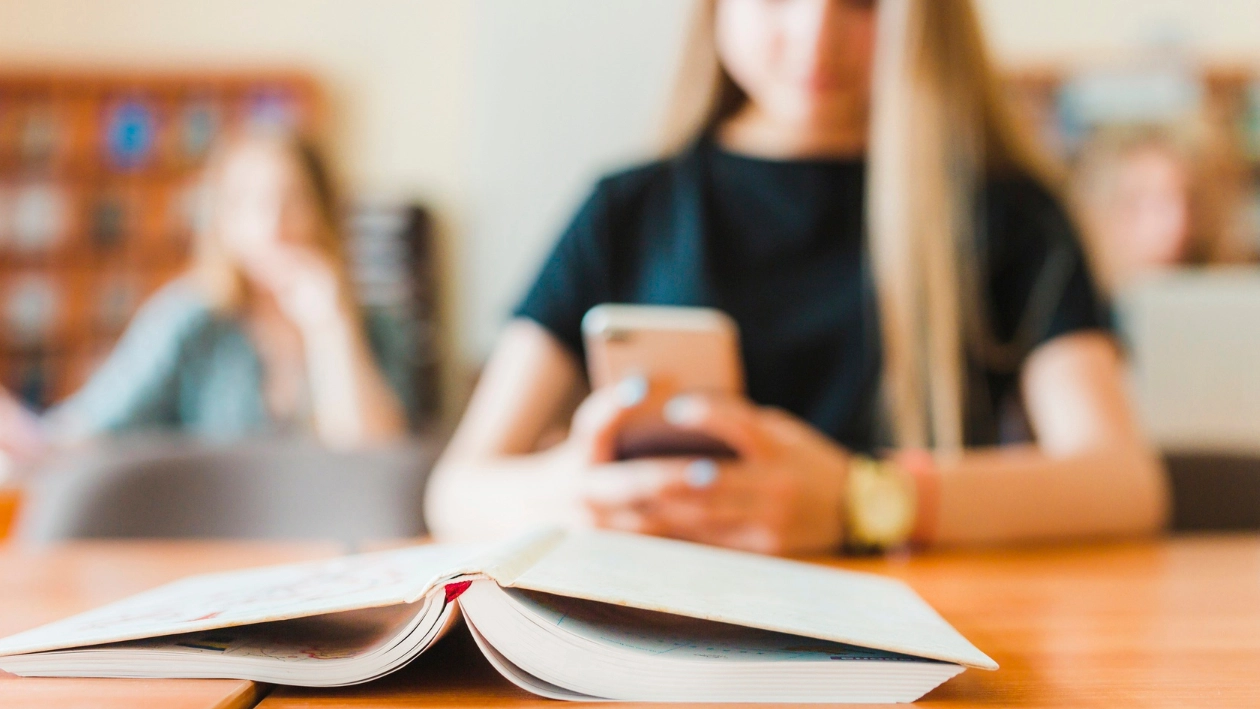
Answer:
[0, 542, 488, 656]
[506, 588, 942, 664]
[494, 530, 996, 670]
[115, 602, 425, 663]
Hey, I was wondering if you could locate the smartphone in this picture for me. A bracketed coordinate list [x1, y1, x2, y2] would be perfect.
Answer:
[582, 304, 744, 459]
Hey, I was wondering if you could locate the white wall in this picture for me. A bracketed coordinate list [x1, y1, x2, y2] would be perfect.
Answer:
[463, 0, 690, 356]
[2, 0, 1259, 367]
[980, 0, 1260, 62]
[0, 0, 472, 207]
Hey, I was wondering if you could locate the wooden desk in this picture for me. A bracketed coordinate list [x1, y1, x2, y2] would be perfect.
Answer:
[0, 540, 342, 709]
[260, 535, 1260, 709]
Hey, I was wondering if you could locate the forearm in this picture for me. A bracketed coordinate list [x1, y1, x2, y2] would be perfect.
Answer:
[302, 313, 407, 447]
[928, 442, 1169, 546]
[424, 449, 582, 542]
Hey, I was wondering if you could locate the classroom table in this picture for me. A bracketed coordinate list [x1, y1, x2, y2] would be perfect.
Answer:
[2, 535, 1259, 708]
[0, 540, 342, 709]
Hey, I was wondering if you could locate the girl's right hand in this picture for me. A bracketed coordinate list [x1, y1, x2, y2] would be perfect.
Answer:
[532, 375, 658, 528]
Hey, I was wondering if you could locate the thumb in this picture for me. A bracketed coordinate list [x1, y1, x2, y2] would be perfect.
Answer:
[570, 375, 650, 463]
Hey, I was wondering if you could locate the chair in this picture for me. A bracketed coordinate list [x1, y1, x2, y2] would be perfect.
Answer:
[1167, 453, 1260, 531]
[15, 435, 442, 544]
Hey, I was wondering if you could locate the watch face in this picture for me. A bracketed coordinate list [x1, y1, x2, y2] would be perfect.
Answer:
[848, 460, 916, 549]
[862, 481, 916, 541]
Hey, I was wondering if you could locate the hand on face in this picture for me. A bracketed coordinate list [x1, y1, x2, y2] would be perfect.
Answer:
[560, 377, 851, 555]
[251, 244, 349, 332]
[213, 139, 347, 331]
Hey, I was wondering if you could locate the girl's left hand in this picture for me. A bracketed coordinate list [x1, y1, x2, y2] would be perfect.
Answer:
[582, 394, 851, 555]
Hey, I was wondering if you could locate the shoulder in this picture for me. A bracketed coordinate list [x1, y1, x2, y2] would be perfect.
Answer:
[580, 150, 692, 225]
[594, 157, 674, 200]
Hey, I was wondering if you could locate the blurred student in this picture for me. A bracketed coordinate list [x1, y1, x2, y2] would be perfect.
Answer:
[1071, 125, 1252, 293]
[426, 0, 1168, 554]
[0, 131, 409, 455]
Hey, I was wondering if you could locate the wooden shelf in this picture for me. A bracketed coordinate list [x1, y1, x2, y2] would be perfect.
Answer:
[0, 70, 323, 408]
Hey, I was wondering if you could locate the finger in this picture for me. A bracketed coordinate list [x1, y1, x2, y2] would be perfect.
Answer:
[637, 494, 752, 531]
[583, 459, 767, 518]
[581, 459, 692, 507]
[713, 525, 782, 555]
[570, 375, 652, 461]
[661, 394, 775, 459]
[588, 506, 664, 536]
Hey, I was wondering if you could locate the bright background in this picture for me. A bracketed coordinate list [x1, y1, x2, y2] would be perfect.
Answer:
[3, 0, 1258, 369]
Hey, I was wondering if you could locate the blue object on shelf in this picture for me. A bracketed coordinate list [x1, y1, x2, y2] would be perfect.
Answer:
[105, 98, 157, 170]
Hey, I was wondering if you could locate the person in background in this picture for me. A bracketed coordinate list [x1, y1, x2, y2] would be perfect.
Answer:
[0, 131, 409, 456]
[426, 0, 1169, 555]
[1070, 124, 1253, 294]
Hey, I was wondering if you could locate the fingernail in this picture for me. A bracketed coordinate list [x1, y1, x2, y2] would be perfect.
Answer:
[685, 459, 719, 489]
[615, 375, 648, 407]
[663, 395, 704, 425]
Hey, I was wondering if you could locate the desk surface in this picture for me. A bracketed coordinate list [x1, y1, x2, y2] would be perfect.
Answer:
[1, 536, 1257, 709]
[261, 534, 1260, 709]
[0, 540, 341, 709]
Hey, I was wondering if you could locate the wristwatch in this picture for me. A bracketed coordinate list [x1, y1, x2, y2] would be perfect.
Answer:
[844, 456, 917, 552]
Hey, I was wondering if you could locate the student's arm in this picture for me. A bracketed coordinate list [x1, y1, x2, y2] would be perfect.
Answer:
[264, 245, 407, 447]
[930, 331, 1168, 544]
[581, 330, 1166, 553]
[425, 319, 644, 540]
[299, 309, 408, 447]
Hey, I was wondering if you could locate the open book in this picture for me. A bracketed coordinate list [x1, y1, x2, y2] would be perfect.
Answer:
[0, 530, 995, 703]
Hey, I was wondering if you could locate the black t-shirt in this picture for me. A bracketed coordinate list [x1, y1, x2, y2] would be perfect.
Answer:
[515, 138, 1110, 452]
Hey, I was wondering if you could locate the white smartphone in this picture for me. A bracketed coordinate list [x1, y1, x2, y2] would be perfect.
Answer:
[582, 304, 744, 459]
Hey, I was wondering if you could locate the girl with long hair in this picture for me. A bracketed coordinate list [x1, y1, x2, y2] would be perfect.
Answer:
[426, 0, 1168, 554]
[0, 130, 409, 455]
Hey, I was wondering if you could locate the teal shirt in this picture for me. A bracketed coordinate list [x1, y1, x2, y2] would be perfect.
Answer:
[50, 280, 416, 439]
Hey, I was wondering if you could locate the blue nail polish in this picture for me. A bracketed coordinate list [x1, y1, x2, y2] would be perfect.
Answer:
[685, 459, 719, 489]
[616, 375, 648, 407]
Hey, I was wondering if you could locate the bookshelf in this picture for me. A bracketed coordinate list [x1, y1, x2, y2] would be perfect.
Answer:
[0, 71, 322, 409]
[1002, 62, 1260, 253]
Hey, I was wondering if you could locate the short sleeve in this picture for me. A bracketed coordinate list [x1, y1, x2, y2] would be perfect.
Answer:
[512, 184, 616, 355]
[983, 175, 1111, 358]
[46, 281, 211, 438]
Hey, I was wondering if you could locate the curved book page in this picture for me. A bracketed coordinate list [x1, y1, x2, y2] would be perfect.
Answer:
[459, 581, 964, 703]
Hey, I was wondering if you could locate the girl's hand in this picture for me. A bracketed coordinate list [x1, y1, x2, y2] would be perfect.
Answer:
[528, 375, 658, 527]
[253, 245, 351, 333]
[582, 393, 850, 555]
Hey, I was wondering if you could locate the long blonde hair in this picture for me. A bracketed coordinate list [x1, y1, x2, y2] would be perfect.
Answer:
[192, 131, 357, 315]
[662, 0, 1051, 452]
